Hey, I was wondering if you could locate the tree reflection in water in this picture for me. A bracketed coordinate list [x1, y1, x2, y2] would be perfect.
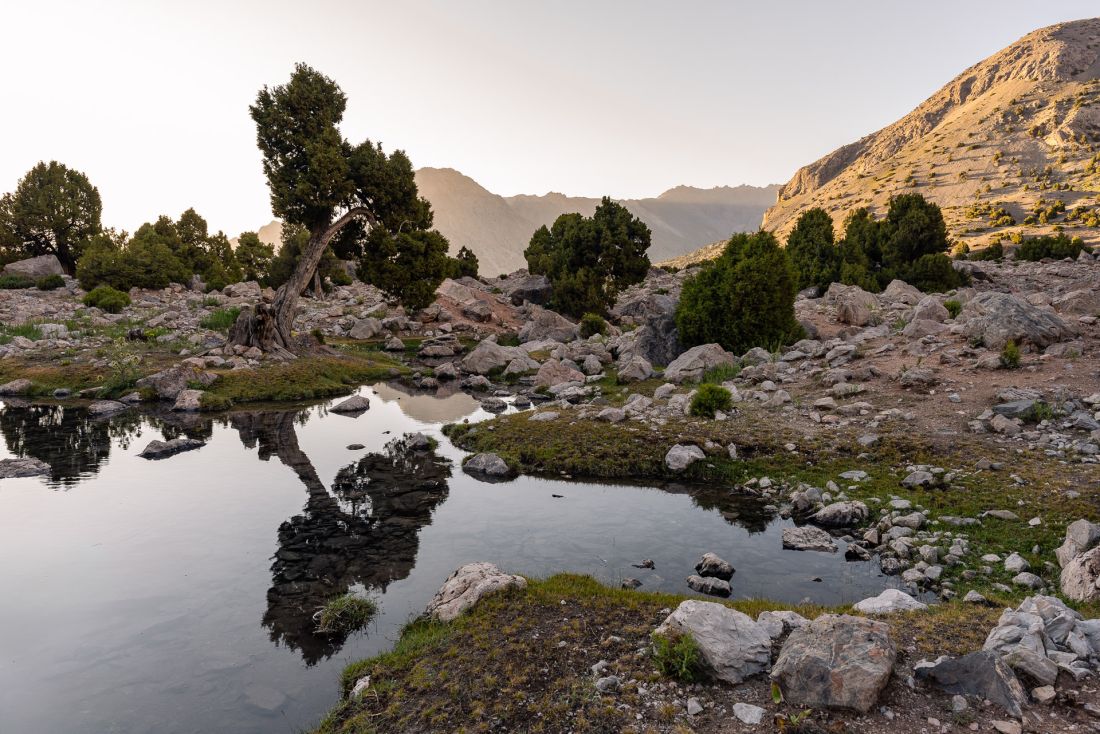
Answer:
[230, 410, 452, 665]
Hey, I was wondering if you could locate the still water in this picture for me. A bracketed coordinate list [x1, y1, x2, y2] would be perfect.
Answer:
[0, 383, 901, 733]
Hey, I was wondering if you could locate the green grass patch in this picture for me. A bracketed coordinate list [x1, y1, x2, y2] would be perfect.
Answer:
[0, 323, 44, 344]
[198, 307, 241, 332]
[316, 593, 379, 635]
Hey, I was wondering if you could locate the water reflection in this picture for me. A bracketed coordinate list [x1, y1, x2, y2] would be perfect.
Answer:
[230, 410, 452, 664]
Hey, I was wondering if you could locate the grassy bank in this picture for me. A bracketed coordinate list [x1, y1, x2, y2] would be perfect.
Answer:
[313, 573, 1012, 734]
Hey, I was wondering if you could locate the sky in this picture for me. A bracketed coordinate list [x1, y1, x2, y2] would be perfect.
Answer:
[2, 1, 1098, 237]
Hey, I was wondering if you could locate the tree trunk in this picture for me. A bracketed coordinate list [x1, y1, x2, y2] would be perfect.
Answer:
[228, 207, 374, 355]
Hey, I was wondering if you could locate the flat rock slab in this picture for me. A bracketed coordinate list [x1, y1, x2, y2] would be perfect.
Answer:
[771, 614, 896, 713]
[0, 456, 51, 478]
[425, 562, 527, 622]
[330, 395, 371, 414]
[87, 400, 128, 417]
[782, 525, 837, 553]
[139, 438, 205, 460]
[852, 588, 928, 614]
[914, 651, 1027, 718]
[655, 599, 770, 684]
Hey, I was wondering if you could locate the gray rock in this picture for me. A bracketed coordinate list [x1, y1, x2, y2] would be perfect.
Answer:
[695, 552, 734, 580]
[664, 444, 705, 472]
[172, 389, 203, 412]
[1056, 519, 1100, 568]
[1061, 545, 1100, 602]
[596, 407, 626, 424]
[425, 562, 527, 622]
[331, 395, 371, 414]
[87, 400, 128, 417]
[348, 317, 382, 339]
[0, 456, 51, 478]
[654, 600, 771, 684]
[2, 254, 64, 279]
[960, 291, 1075, 349]
[852, 588, 928, 614]
[809, 500, 868, 528]
[732, 702, 766, 725]
[534, 359, 585, 388]
[0, 378, 32, 396]
[518, 306, 578, 343]
[901, 470, 935, 488]
[463, 452, 513, 479]
[686, 574, 731, 597]
[664, 344, 735, 383]
[139, 437, 204, 459]
[771, 614, 896, 713]
[914, 651, 1028, 718]
[617, 355, 654, 382]
[782, 526, 837, 553]
[1002, 647, 1058, 687]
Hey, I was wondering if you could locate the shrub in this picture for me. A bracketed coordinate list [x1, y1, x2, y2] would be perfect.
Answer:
[652, 632, 705, 682]
[36, 274, 65, 290]
[700, 364, 740, 384]
[786, 208, 839, 291]
[82, 284, 131, 313]
[0, 274, 34, 289]
[676, 231, 801, 355]
[905, 253, 967, 293]
[199, 307, 242, 332]
[944, 299, 962, 319]
[969, 242, 1004, 261]
[689, 383, 733, 418]
[579, 312, 608, 338]
[315, 593, 378, 634]
[1015, 234, 1085, 261]
[1000, 339, 1021, 369]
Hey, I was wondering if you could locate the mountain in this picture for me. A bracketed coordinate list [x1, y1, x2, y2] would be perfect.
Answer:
[414, 167, 778, 275]
[763, 18, 1100, 252]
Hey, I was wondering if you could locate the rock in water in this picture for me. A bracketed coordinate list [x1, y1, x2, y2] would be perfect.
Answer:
[770, 614, 896, 713]
[425, 562, 527, 622]
[852, 588, 928, 614]
[463, 452, 514, 479]
[331, 395, 371, 414]
[781, 526, 837, 553]
[654, 600, 771, 684]
[0, 456, 51, 478]
[87, 400, 128, 417]
[694, 552, 734, 580]
[914, 651, 1027, 718]
[138, 438, 204, 459]
[686, 574, 731, 597]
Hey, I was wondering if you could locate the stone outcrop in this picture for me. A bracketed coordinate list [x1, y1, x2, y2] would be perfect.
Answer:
[425, 562, 527, 622]
[959, 292, 1074, 349]
[663, 344, 735, 383]
[654, 600, 771, 684]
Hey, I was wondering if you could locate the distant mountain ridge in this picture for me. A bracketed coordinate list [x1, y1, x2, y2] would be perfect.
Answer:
[414, 167, 778, 275]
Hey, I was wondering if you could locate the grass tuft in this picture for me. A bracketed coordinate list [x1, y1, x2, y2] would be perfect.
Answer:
[316, 593, 379, 635]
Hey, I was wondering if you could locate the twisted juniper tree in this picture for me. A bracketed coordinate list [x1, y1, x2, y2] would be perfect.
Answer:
[229, 63, 436, 354]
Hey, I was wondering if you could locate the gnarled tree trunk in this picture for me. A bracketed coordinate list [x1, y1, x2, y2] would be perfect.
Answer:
[229, 207, 373, 355]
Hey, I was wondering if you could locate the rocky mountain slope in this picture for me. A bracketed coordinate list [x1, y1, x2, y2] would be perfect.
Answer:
[414, 167, 777, 275]
[762, 17, 1100, 253]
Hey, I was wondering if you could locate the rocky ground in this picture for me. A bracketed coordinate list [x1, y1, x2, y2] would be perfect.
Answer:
[5, 252, 1100, 731]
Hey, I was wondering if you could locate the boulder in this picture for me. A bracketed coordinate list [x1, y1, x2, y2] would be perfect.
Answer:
[1060, 545, 1100, 602]
[425, 562, 527, 622]
[0, 456, 51, 478]
[617, 355, 654, 382]
[912, 295, 949, 322]
[809, 501, 868, 528]
[781, 526, 837, 553]
[136, 363, 216, 401]
[461, 339, 528, 375]
[654, 600, 771, 684]
[914, 651, 1027, 719]
[518, 306, 579, 343]
[1056, 519, 1100, 568]
[533, 359, 585, 388]
[852, 588, 928, 614]
[139, 437, 205, 459]
[664, 344, 735, 383]
[348, 317, 382, 340]
[827, 283, 878, 326]
[959, 292, 1075, 349]
[1, 254, 64, 279]
[770, 614, 896, 713]
[694, 552, 734, 580]
[881, 279, 923, 306]
[686, 574, 731, 597]
[498, 271, 552, 306]
[87, 400, 128, 417]
[0, 378, 33, 396]
[664, 444, 705, 472]
[172, 389, 203, 411]
[331, 395, 371, 414]
[463, 452, 514, 479]
[223, 281, 262, 299]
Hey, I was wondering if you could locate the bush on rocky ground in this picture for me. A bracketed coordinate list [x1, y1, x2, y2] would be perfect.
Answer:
[651, 632, 705, 682]
[82, 284, 131, 313]
[689, 383, 733, 418]
[999, 339, 1021, 369]
[0, 274, 34, 289]
[677, 231, 801, 355]
[579, 312, 608, 338]
[1014, 233, 1086, 261]
[35, 274, 64, 290]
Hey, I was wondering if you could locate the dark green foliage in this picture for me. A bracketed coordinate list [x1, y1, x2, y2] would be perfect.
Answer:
[0, 161, 102, 273]
[944, 299, 962, 319]
[524, 198, 651, 318]
[448, 246, 480, 279]
[969, 242, 1004, 261]
[579, 312, 608, 339]
[76, 230, 191, 291]
[880, 193, 949, 274]
[1015, 234, 1086, 261]
[906, 253, 965, 293]
[36, 274, 65, 290]
[786, 208, 838, 291]
[359, 228, 457, 311]
[0, 274, 34, 289]
[234, 231, 275, 283]
[652, 633, 705, 682]
[675, 231, 800, 355]
[82, 285, 131, 313]
[689, 384, 733, 418]
[200, 307, 242, 332]
[1000, 339, 1021, 369]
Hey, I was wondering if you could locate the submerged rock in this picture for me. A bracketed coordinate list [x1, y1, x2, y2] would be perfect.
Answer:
[138, 437, 205, 459]
[425, 562, 527, 622]
[686, 574, 731, 597]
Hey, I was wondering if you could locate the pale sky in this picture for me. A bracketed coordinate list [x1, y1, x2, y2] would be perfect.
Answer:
[2, 1, 1097, 237]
